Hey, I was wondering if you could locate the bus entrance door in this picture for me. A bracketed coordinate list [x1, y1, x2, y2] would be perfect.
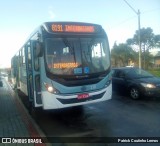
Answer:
[26, 41, 42, 108]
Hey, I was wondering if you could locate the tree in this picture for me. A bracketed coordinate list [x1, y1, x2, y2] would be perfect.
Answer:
[127, 27, 154, 50]
[111, 42, 136, 67]
[154, 34, 160, 48]
[126, 27, 158, 69]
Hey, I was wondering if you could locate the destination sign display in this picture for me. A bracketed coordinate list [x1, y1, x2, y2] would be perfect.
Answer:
[51, 24, 95, 33]
[53, 62, 79, 69]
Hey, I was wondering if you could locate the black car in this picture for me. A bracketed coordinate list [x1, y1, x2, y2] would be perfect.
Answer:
[112, 67, 160, 99]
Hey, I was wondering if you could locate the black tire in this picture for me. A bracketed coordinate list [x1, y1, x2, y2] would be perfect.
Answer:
[29, 101, 42, 119]
[129, 87, 140, 99]
[29, 101, 34, 115]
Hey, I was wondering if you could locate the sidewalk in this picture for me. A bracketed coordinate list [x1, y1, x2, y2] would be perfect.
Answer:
[0, 78, 47, 146]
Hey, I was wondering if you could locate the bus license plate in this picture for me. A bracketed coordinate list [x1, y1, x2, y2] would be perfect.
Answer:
[77, 93, 89, 99]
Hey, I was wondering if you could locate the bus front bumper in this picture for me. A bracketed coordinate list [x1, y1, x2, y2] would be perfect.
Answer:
[41, 84, 112, 110]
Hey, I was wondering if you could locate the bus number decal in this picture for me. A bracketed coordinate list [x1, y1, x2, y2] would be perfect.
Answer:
[74, 68, 82, 74]
[52, 24, 63, 32]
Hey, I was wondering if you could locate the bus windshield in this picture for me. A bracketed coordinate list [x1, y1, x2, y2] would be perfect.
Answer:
[45, 37, 110, 75]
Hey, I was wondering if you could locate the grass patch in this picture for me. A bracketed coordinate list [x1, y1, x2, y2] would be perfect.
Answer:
[148, 69, 160, 77]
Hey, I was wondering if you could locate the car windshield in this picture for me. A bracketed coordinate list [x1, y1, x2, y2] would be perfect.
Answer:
[45, 37, 110, 75]
[125, 68, 154, 79]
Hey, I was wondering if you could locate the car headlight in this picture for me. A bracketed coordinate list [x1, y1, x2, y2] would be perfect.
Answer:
[140, 83, 156, 89]
[44, 82, 60, 94]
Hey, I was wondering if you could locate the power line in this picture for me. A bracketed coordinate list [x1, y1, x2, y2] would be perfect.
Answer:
[141, 7, 160, 15]
[108, 15, 137, 30]
[123, 0, 138, 14]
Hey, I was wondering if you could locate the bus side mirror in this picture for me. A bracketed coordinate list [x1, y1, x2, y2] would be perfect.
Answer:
[34, 42, 43, 57]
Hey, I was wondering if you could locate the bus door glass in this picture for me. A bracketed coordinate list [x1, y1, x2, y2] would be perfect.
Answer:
[26, 43, 34, 102]
[33, 41, 42, 106]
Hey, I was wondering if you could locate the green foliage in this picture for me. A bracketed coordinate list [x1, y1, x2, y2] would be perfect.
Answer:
[111, 27, 160, 68]
[148, 69, 160, 77]
[111, 42, 136, 67]
[126, 27, 160, 69]
[154, 35, 160, 48]
[127, 27, 155, 50]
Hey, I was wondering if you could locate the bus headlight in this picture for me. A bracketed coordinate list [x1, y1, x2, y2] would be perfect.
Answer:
[47, 86, 54, 93]
[44, 82, 60, 94]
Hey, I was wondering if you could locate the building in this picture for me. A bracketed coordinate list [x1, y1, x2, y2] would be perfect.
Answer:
[150, 49, 160, 68]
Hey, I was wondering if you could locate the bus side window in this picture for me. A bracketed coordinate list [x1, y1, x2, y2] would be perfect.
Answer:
[27, 46, 32, 70]
[33, 42, 41, 71]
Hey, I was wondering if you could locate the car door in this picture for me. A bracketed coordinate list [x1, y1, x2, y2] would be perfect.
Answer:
[112, 69, 127, 92]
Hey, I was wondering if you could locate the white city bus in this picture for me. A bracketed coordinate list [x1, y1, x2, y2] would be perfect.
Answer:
[11, 22, 112, 110]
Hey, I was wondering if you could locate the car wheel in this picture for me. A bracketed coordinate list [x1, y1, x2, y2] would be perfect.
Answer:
[129, 87, 140, 99]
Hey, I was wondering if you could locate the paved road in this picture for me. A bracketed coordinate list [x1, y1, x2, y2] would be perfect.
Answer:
[19, 90, 160, 146]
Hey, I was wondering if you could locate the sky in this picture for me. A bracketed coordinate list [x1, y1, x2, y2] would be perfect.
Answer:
[0, 0, 160, 68]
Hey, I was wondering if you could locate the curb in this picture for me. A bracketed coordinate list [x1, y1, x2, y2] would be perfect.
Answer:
[6, 81, 51, 146]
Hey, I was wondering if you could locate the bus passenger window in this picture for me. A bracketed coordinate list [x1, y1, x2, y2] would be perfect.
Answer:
[34, 58, 39, 71]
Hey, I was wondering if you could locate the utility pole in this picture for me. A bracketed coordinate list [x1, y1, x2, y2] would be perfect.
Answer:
[123, 0, 141, 68]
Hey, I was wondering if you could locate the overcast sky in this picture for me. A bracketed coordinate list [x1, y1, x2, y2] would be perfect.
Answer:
[0, 0, 160, 68]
